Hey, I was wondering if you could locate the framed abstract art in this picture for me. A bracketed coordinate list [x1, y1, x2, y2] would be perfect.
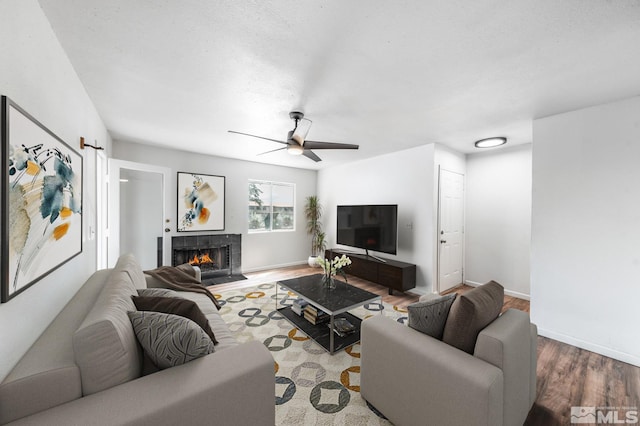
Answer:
[1, 96, 83, 302]
[177, 172, 225, 232]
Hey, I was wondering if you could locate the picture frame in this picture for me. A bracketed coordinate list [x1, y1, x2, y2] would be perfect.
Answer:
[1, 96, 83, 303]
[177, 172, 225, 232]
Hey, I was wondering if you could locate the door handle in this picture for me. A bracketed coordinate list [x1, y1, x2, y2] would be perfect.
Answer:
[440, 240, 447, 244]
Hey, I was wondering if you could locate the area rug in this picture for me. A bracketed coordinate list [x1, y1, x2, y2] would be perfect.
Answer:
[213, 282, 408, 425]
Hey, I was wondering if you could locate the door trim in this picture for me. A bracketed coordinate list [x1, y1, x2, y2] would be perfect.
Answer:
[107, 159, 171, 268]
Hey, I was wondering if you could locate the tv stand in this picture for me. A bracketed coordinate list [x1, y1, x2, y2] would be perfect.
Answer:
[326, 249, 416, 295]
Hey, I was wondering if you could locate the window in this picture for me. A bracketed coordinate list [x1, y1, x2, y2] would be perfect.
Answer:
[248, 180, 295, 232]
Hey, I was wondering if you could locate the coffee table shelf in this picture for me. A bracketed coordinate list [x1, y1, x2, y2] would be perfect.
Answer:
[276, 274, 381, 354]
[277, 306, 363, 353]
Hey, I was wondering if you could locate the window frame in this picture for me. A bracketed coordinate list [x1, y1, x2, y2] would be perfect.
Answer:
[248, 179, 296, 233]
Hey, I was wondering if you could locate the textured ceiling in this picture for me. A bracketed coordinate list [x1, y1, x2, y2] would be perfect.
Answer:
[38, 0, 640, 170]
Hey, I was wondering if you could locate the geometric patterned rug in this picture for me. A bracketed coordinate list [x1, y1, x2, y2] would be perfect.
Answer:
[212, 282, 408, 425]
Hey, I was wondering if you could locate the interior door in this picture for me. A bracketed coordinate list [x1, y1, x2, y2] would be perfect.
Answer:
[107, 159, 171, 269]
[438, 168, 464, 293]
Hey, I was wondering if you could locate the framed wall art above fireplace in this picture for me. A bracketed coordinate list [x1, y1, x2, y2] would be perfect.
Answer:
[177, 171, 225, 232]
[1, 96, 83, 303]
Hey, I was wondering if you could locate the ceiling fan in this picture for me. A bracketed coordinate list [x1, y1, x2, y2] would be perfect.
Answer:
[228, 111, 359, 162]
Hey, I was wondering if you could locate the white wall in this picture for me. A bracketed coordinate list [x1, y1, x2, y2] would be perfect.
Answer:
[465, 144, 532, 299]
[0, 0, 112, 380]
[318, 144, 436, 294]
[531, 96, 640, 366]
[119, 170, 164, 270]
[112, 141, 317, 271]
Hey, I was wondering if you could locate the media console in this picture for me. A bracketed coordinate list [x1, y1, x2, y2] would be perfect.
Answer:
[326, 249, 416, 295]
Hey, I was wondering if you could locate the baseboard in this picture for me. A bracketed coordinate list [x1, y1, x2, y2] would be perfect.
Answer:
[464, 280, 530, 301]
[537, 327, 640, 367]
[242, 260, 309, 274]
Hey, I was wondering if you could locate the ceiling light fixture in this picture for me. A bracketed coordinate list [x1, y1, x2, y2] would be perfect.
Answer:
[287, 144, 304, 155]
[474, 137, 507, 148]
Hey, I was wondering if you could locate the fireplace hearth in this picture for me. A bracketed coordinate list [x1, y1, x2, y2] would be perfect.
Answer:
[172, 234, 241, 282]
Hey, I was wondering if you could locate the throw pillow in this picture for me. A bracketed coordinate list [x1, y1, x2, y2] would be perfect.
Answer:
[128, 311, 215, 369]
[137, 288, 180, 298]
[442, 281, 504, 354]
[131, 295, 217, 344]
[407, 293, 456, 340]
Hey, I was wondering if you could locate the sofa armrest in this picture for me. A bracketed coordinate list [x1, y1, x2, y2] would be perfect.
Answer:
[144, 264, 202, 289]
[361, 315, 503, 426]
[178, 264, 201, 282]
[7, 341, 274, 426]
[529, 322, 538, 407]
[474, 309, 536, 426]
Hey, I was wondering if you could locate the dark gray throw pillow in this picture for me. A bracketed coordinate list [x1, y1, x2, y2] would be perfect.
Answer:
[137, 288, 180, 298]
[132, 295, 217, 344]
[407, 293, 457, 340]
[128, 311, 215, 369]
[442, 280, 504, 354]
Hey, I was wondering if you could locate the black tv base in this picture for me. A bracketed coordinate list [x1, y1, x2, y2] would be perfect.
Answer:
[326, 249, 416, 295]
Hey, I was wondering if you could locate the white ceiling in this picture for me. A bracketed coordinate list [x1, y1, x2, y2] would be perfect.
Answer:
[38, 0, 640, 170]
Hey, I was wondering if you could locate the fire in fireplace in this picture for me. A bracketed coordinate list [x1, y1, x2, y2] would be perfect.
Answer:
[173, 246, 230, 278]
[189, 253, 214, 267]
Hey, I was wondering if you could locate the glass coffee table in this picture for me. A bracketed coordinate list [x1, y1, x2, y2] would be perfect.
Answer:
[276, 274, 381, 354]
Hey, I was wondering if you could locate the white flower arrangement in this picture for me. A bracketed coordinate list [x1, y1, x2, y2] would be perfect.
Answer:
[316, 254, 352, 282]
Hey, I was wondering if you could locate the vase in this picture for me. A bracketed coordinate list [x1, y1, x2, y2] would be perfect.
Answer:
[322, 275, 336, 289]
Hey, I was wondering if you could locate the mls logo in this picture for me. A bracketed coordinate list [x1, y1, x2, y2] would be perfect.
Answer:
[571, 406, 596, 424]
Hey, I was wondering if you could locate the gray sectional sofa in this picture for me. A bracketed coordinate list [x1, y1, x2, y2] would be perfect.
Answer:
[0, 254, 275, 425]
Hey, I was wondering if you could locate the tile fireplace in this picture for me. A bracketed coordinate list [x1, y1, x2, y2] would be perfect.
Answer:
[172, 234, 241, 282]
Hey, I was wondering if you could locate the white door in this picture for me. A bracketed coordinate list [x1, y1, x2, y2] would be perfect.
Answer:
[107, 159, 171, 269]
[438, 168, 464, 293]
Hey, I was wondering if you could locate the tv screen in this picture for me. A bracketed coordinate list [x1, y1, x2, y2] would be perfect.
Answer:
[336, 205, 398, 255]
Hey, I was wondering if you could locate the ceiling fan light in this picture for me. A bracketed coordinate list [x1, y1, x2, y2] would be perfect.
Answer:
[474, 137, 507, 148]
[287, 144, 304, 155]
[292, 133, 305, 145]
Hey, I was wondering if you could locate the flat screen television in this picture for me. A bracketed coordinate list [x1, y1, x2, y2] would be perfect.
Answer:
[336, 205, 398, 255]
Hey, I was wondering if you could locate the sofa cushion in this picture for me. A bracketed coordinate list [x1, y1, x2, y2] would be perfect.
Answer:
[0, 269, 113, 424]
[442, 281, 504, 354]
[132, 295, 217, 344]
[128, 311, 215, 369]
[72, 270, 142, 395]
[407, 293, 456, 340]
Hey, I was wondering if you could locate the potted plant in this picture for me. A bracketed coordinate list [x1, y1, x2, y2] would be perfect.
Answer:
[305, 196, 326, 267]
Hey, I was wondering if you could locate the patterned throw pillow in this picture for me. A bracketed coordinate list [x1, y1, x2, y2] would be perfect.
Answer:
[128, 311, 215, 369]
[407, 293, 457, 340]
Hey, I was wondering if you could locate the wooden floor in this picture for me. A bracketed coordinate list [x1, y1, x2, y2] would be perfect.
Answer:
[213, 265, 640, 426]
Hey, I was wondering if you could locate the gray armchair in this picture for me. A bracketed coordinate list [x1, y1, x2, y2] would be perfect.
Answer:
[361, 308, 537, 426]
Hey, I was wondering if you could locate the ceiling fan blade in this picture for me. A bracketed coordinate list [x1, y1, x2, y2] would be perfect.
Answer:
[302, 150, 322, 162]
[303, 140, 359, 150]
[257, 147, 287, 156]
[228, 130, 287, 145]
